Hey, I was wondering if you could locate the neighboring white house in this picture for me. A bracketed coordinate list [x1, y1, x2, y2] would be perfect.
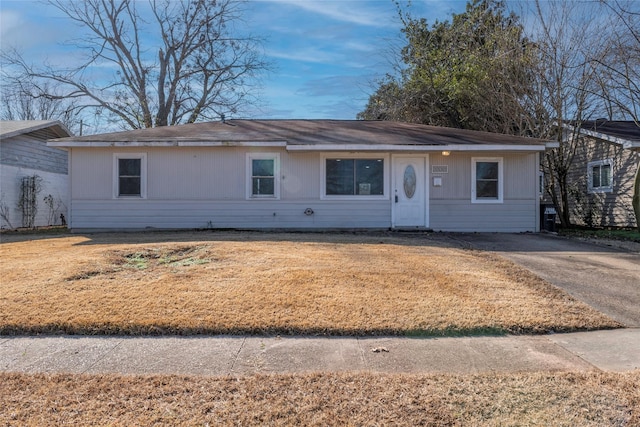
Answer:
[0, 120, 72, 229]
[48, 119, 556, 232]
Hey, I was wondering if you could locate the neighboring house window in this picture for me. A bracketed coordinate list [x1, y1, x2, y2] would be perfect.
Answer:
[321, 154, 387, 199]
[472, 157, 503, 203]
[113, 153, 146, 198]
[247, 153, 280, 199]
[587, 159, 613, 193]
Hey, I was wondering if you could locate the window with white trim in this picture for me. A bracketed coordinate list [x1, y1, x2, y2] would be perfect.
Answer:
[587, 159, 613, 193]
[321, 154, 388, 199]
[113, 153, 146, 198]
[472, 157, 503, 203]
[247, 153, 280, 199]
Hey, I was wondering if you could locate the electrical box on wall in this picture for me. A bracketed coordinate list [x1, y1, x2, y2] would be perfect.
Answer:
[433, 176, 443, 187]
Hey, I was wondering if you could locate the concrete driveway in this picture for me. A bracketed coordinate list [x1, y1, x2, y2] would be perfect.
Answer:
[449, 233, 640, 327]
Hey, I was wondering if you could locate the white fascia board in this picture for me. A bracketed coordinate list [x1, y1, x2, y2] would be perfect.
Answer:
[286, 144, 548, 152]
[47, 140, 287, 148]
[625, 141, 640, 151]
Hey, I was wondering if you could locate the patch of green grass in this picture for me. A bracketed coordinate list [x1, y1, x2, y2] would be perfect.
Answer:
[123, 252, 150, 269]
[0, 226, 69, 236]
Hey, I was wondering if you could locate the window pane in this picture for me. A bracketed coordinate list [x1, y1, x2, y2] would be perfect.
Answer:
[476, 162, 498, 180]
[118, 158, 141, 196]
[592, 165, 601, 188]
[119, 158, 141, 176]
[326, 159, 355, 195]
[601, 164, 611, 187]
[476, 180, 498, 198]
[252, 159, 274, 177]
[119, 177, 141, 196]
[355, 159, 384, 195]
[252, 177, 274, 195]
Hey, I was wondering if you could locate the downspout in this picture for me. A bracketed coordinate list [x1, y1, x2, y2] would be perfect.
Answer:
[633, 159, 640, 232]
[535, 152, 541, 232]
[67, 148, 72, 230]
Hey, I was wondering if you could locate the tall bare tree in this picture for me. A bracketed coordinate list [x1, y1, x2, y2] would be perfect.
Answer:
[523, 0, 608, 227]
[592, 0, 640, 125]
[593, 0, 640, 230]
[0, 81, 82, 134]
[1, 0, 267, 130]
[525, 0, 640, 229]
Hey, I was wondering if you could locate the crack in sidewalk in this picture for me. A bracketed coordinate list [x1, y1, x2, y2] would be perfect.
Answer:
[229, 336, 246, 373]
[82, 339, 124, 374]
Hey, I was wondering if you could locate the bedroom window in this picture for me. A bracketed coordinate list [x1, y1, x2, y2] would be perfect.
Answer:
[472, 157, 503, 203]
[113, 153, 146, 198]
[588, 159, 613, 193]
[247, 153, 280, 199]
[323, 156, 386, 198]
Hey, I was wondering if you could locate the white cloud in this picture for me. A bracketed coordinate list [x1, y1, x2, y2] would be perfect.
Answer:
[261, 0, 399, 28]
[266, 46, 342, 64]
[0, 10, 26, 48]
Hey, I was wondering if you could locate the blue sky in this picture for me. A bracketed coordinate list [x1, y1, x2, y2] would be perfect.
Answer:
[0, 0, 468, 121]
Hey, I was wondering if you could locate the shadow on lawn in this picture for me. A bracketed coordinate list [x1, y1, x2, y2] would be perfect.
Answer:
[3, 228, 635, 254]
[65, 229, 465, 249]
[0, 323, 620, 338]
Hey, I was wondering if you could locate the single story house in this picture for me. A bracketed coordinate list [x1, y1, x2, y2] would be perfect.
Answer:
[48, 119, 557, 232]
[562, 120, 640, 228]
[0, 120, 71, 229]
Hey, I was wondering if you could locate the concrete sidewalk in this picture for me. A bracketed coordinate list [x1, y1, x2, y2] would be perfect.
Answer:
[2, 329, 638, 376]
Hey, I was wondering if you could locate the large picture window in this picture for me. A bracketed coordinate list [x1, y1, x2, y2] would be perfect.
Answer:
[113, 153, 146, 198]
[472, 157, 503, 203]
[325, 158, 384, 196]
[588, 159, 613, 193]
[247, 153, 280, 199]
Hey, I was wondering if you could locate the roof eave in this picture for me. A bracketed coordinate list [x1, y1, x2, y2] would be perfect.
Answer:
[1, 120, 72, 139]
[624, 141, 640, 151]
[286, 144, 550, 152]
[47, 140, 288, 148]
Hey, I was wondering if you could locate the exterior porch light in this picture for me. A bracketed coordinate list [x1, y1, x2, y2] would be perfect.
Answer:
[442, 150, 451, 156]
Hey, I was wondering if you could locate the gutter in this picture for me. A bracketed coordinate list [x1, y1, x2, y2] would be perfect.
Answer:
[286, 143, 554, 152]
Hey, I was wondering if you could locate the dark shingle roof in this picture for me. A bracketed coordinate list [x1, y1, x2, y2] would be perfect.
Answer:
[577, 120, 640, 142]
[50, 119, 550, 147]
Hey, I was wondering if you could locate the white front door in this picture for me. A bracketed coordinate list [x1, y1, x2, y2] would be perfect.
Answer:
[392, 155, 428, 228]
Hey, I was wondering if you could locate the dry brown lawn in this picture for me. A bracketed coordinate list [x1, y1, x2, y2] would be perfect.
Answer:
[0, 231, 621, 335]
[2, 371, 639, 426]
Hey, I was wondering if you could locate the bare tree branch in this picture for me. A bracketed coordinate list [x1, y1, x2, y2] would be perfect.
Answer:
[1, 0, 267, 130]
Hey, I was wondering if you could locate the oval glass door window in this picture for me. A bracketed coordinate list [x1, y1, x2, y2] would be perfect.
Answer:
[403, 165, 417, 199]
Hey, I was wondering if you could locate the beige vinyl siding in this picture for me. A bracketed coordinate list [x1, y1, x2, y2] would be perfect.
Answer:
[71, 147, 321, 201]
[68, 147, 541, 231]
[430, 199, 537, 232]
[69, 200, 390, 230]
[68, 147, 387, 230]
[429, 152, 537, 200]
[428, 152, 538, 232]
[565, 138, 639, 228]
[70, 148, 113, 199]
